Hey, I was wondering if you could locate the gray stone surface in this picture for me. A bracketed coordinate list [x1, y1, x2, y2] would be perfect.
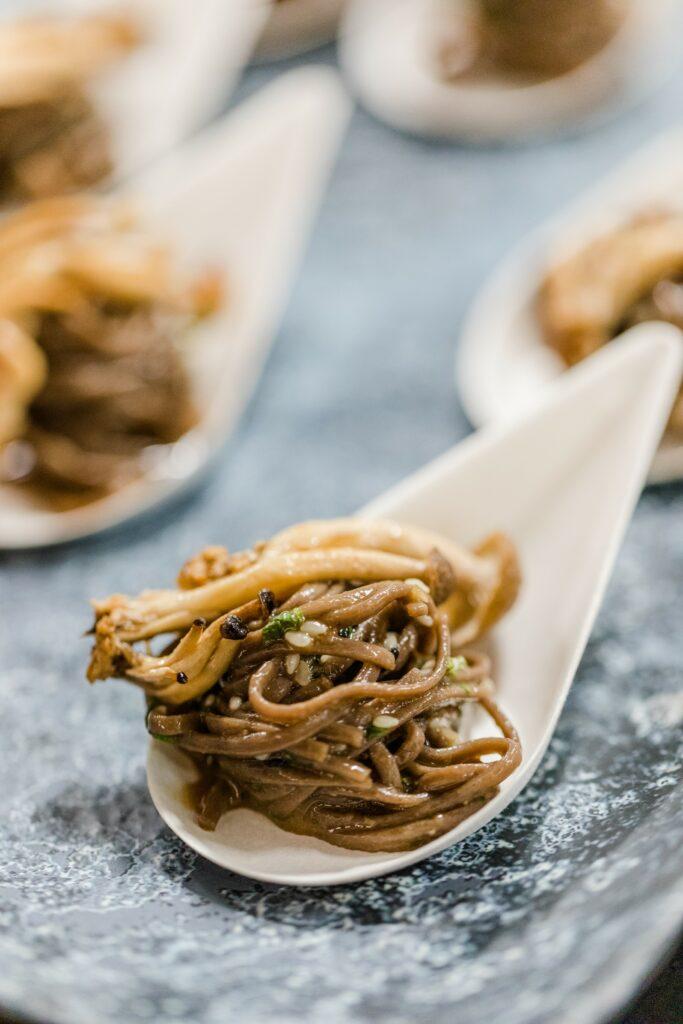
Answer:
[1, 46, 682, 1024]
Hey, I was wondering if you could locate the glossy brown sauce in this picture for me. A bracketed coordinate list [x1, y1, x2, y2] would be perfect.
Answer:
[182, 758, 241, 832]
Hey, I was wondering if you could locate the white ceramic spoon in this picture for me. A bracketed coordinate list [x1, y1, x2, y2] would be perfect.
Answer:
[0, 67, 351, 549]
[21, 0, 269, 181]
[255, 0, 345, 62]
[457, 126, 683, 484]
[339, 0, 681, 141]
[147, 323, 682, 886]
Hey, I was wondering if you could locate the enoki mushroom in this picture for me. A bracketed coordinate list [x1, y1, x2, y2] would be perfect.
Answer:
[87, 518, 522, 852]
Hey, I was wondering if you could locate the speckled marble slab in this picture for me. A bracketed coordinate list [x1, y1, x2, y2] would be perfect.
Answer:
[1, 50, 683, 1024]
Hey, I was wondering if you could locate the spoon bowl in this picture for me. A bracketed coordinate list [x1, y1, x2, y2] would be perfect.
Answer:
[340, 0, 680, 141]
[148, 324, 682, 885]
[0, 67, 351, 549]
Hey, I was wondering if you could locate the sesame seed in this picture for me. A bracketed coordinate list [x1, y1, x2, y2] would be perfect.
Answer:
[228, 696, 242, 711]
[407, 577, 430, 594]
[372, 714, 399, 730]
[285, 653, 300, 675]
[285, 630, 312, 649]
[301, 620, 327, 636]
[294, 659, 312, 686]
[418, 615, 434, 628]
[383, 632, 399, 651]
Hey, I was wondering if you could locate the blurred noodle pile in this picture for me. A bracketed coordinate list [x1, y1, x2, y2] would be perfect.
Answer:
[0, 11, 139, 202]
[439, 0, 628, 81]
[539, 210, 683, 436]
[0, 196, 222, 505]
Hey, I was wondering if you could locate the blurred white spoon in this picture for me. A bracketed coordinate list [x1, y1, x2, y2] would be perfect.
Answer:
[0, 66, 351, 549]
[148, 323, 682, 886]
[255, 0, 345, 62]
[28, 0, 269, 181]
[457, 126, 683, 483]
[340, 0, 680, 141]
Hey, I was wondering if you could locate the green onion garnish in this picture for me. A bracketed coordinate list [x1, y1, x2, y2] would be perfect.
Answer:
[446, 655, 468, 678]
[262, 607, 305, 644]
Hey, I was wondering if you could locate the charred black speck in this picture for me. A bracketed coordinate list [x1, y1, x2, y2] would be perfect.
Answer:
[220, 615, 248, 641]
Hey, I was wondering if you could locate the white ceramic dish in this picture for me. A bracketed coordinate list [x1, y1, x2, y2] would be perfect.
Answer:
[148, 324, 682, 886]
[14, 0, 269, 181]
[255, 0, 345, 61]
[0, 67, 351, 549]
[457, 126, 683, 483]
[339, 0, 681, 141]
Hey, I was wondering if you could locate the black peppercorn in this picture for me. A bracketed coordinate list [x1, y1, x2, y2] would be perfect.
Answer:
[220, 615, 248, 640]
[176, 671, 188, 684]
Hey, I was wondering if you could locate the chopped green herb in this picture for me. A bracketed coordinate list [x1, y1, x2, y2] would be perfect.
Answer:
[461, 683, 474, 696]
[338, 626, 355, 638]
[367, 714, 400, 741]
[262, 607, 305, 644]
[446, 655, 468, 678]
[152, 733, 177, 744]
[366, 725, 390, 741]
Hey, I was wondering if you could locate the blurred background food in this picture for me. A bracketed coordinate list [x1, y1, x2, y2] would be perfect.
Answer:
[539, 210, 683, 435]
[0, 196, 221, 505]
[439, 0, 628, 81]
[0, 11, 139, 202]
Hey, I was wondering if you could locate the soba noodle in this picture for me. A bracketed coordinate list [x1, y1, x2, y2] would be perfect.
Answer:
[88, 518, 522, 852]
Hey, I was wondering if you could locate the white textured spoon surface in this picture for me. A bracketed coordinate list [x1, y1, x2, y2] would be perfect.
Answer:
[148, 324, 682, 886]
[40, 0, 268, 180]
[0, 67, 351, 548]
[457, 126, 683, 483]
[340, 0, 680, 140]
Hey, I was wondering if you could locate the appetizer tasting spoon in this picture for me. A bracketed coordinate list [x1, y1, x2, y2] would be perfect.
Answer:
[457, 125, 683, 483]
[0, 67, 351, 549]
[148, 323, 682, 886]
[340, 0, 681, 141]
